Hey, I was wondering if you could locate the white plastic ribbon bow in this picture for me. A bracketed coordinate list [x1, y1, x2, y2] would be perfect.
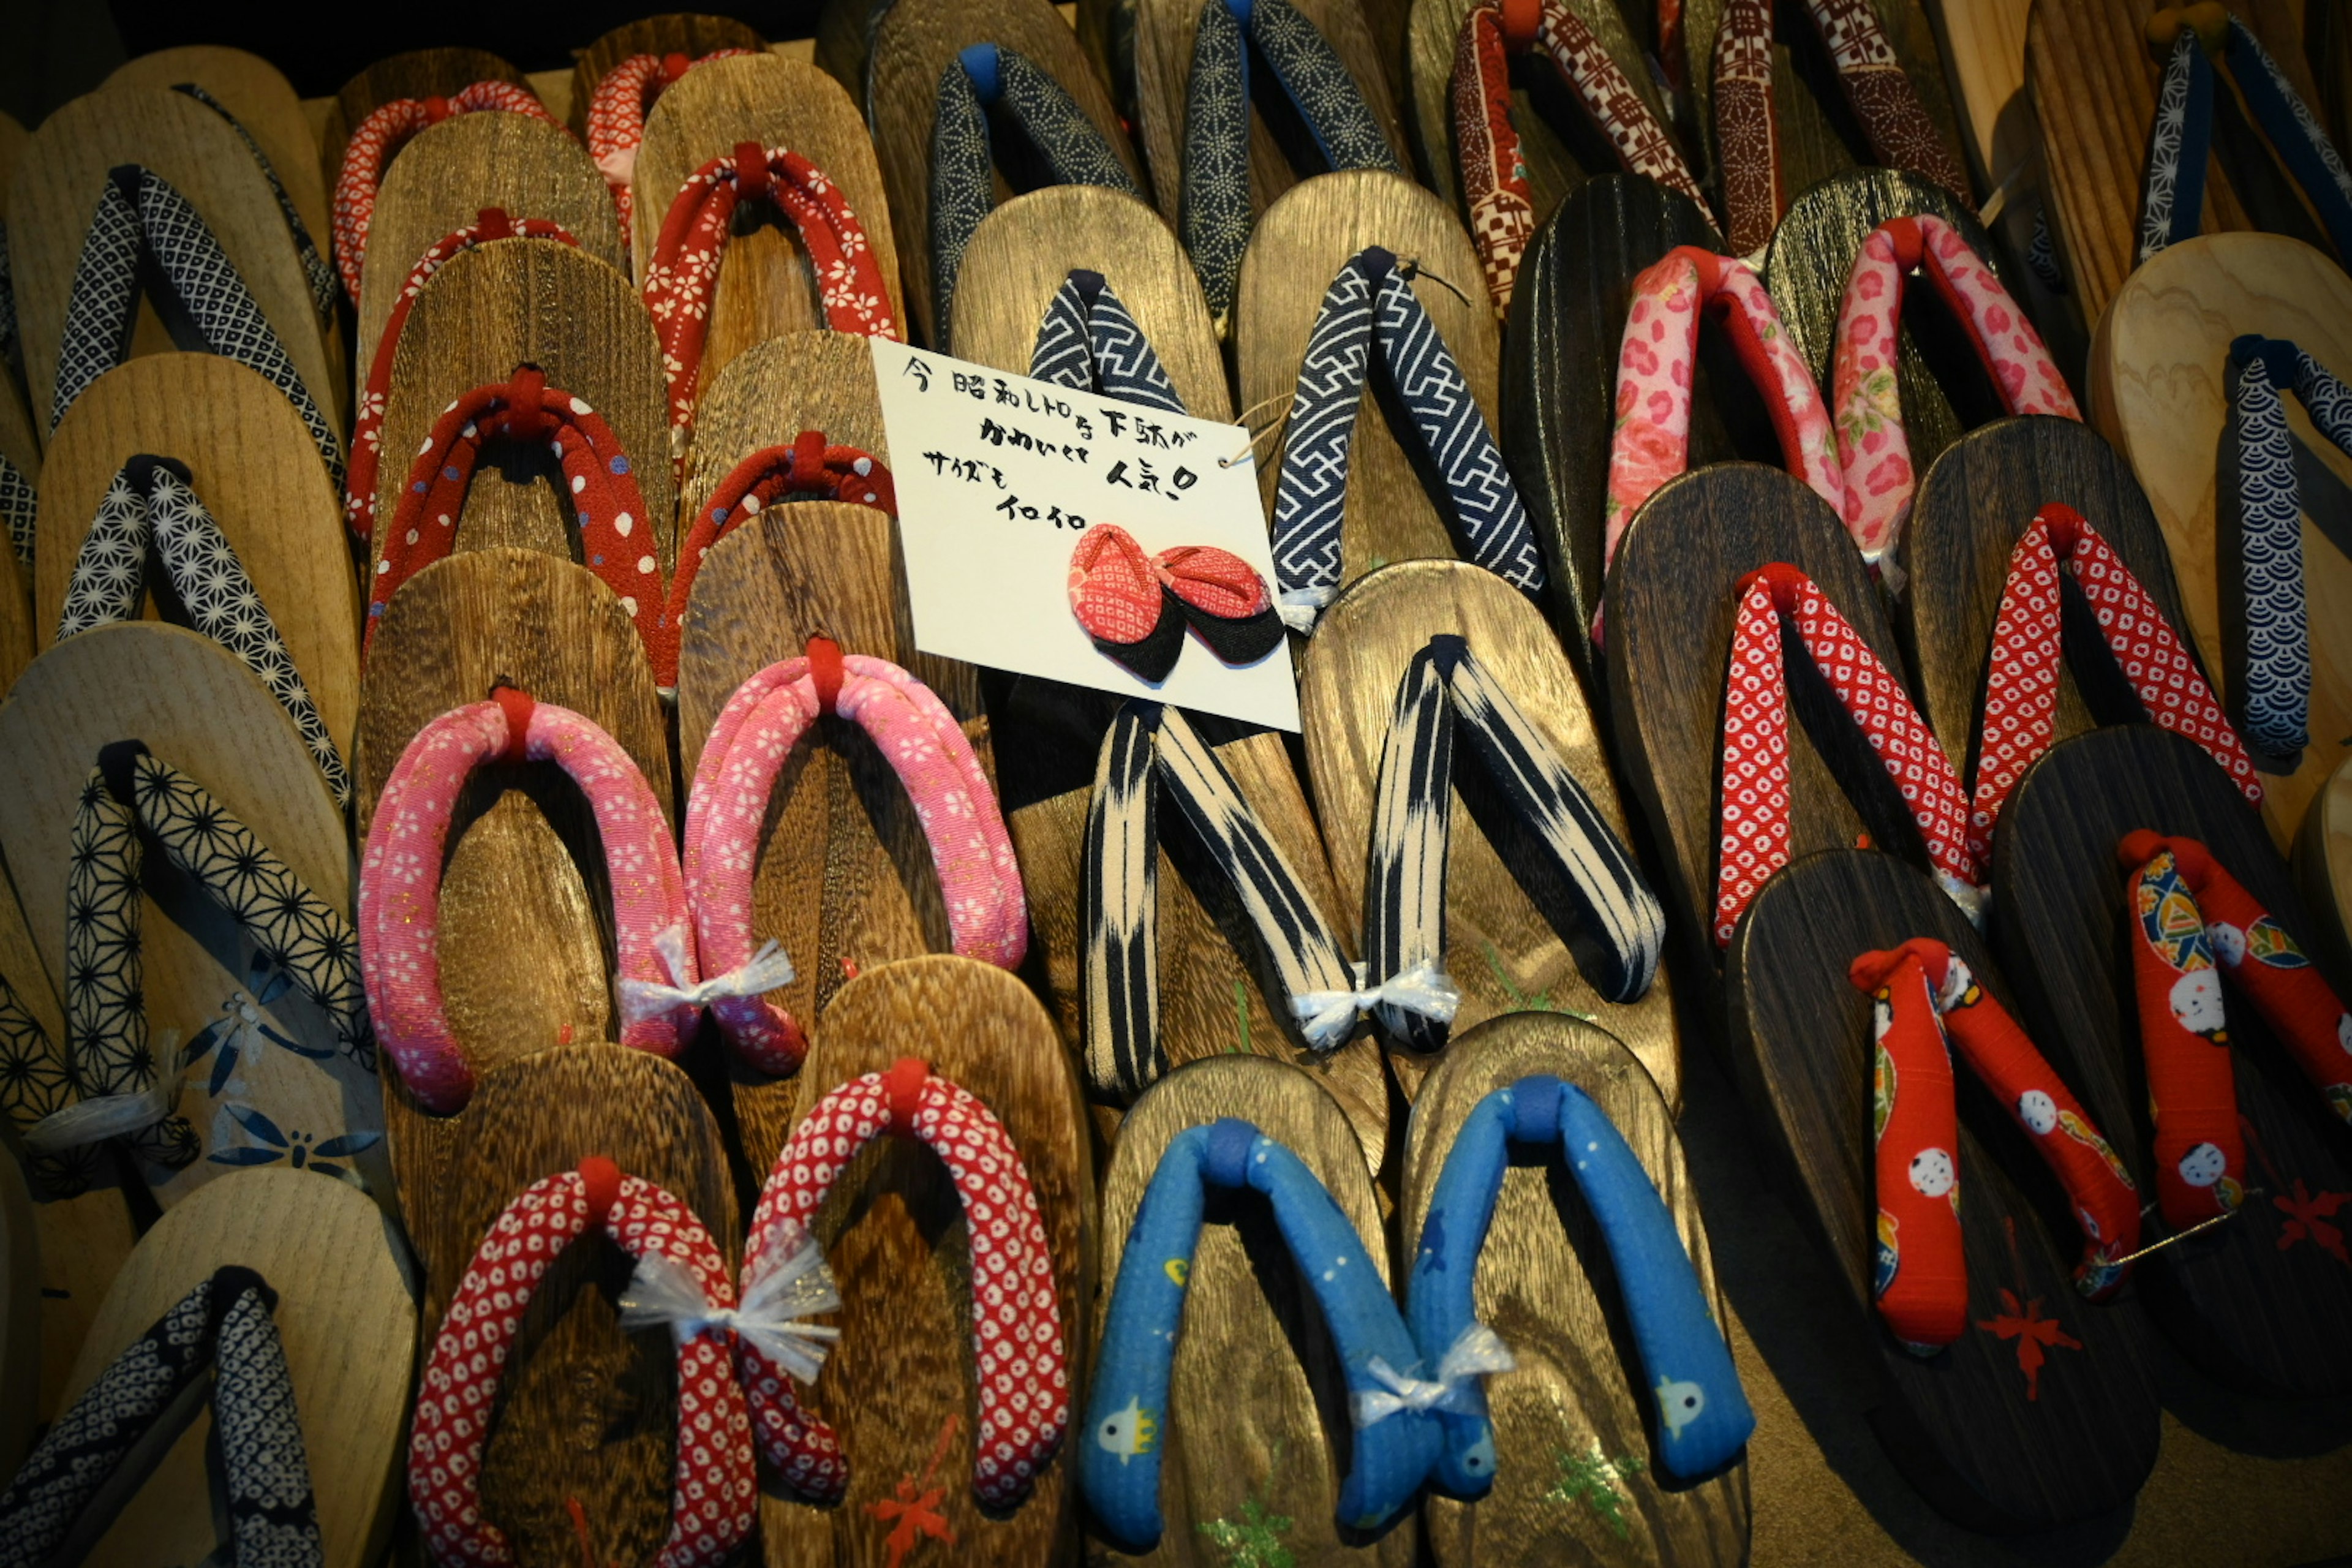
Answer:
[616, 921, 797, 1029]
[1351, 1322, 1516, 1428]
[1276, 586, 1333, 635]
[23, 1030, 183, 1153]
[618, 1218, 843, 1382]
[1291, 960, 1462, 1052]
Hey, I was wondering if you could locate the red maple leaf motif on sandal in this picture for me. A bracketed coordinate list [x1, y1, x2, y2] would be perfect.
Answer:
[1975, 1289, 2081, 1401]
[864, 1412, 960, 1567]
[2274, 1180, 2351, 1266]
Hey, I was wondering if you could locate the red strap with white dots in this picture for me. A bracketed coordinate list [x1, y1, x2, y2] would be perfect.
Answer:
[667, 433, 895, 633]
[586, 51, 759, 244]
[333, 82, 557, 301]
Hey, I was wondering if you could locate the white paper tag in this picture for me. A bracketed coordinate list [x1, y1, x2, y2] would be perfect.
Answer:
[872, 338, 1300, 732]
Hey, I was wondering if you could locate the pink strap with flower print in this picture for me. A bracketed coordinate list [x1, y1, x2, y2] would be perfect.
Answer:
[587, 51, 760, 243]
[332, 82, 557, 301]
[409, 1159, 756, 1568]
[667, 433, 895, 638]
[741, 1059, 1066, 1505]
[682, 644, 1025, 1075]
[358, 690, 694, 1114]
[1831, 215, 2078, 573]
[344, 209, 581, 541]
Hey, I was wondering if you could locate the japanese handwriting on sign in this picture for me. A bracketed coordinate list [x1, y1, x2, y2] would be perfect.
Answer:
[1098, 407, 1197, 449]
[1104, 457, 1199, 500]
[993, 494, 1087, 529]
[976, 418, 1090, 466]
[921, 451, 1006, 489]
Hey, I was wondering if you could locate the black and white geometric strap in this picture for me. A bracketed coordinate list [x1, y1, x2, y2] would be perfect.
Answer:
[1082, 701, 1355, 1100]
[0, 450, 35, 572]
[1028, 269, 1189, 414]
[170, 83, 339, 330]
[1268, 246, 1542, 633]
[1364, 635, 1662, 1052]
[0, 971, 89, 1200]
[0, 1265, 324, 1568]
[51, 165, 342, 488]
[58, 458, 350, 806]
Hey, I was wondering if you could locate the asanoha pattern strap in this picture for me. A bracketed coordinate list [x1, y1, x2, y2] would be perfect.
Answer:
[410, 1160, 755, 1568]
[0, 971, 87, 1198]
[1270, 246, 1542, 632]
[0, 450, 37, 571]
[1030, 269, 1188, 412]
[1365, 635, 1662, 1054]
[1717, 564, 1980, 944]
[170, 81, 338, 328]
[1831, 216, 2078, 572]
[331, 81, 555, 301]
[358, 691, 692, 1114]
[53, 165, 343, 486]
[59, 457, 350, 805]
[681, 646, 1025, 1075]
[1182, 0, 1400, 326]
[587, 50, 760, 243]
[344, 208, 581, 541]
[1452, 0, 1703, 311]
[745, 1060, 1067, 1504]
[0, 1267, 322, 1568]
[668, 434, 894, 634]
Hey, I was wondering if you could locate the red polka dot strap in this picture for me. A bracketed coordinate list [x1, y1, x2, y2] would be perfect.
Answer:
[587, 51, 760, 243]
[1716, 563, 1979, 946]
[409, 1158, 756, 1568]
[1969, 503, 2259, 863]
[332, 82, 557, 301]
[641, 143, 900, 466]
[345, 208, 581, 541]
[667, 432, 895, 636]
[357, 688, 694, 1114]
[742, 1058, 1066, 1505]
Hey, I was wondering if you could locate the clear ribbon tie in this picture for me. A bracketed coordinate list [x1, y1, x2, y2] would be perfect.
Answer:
[24, 1031, 183, 1152]
[1351, 1322, 1515, 1427]
[618, 1218, 843, 1382]
[1276, 585, 1333, 635]
[616, 921, 797, 1027]
[1291, 960, 1462, 1052]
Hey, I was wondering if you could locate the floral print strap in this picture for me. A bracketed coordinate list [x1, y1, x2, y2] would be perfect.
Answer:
[586, 50, 760, 244]
[331, 81, 555, 301]
[668, 434, 894, 636]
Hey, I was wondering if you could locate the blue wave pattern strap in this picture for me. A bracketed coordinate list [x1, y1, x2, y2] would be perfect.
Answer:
[1082, 1117, 1439, 1545]
[1408, 1074, 1752, 1498]
[1269, 247, 1542, 631]
[1181, 0, 1400, 328]
[930, 44, 1140, 351]
[1029, 268, 1189, 413]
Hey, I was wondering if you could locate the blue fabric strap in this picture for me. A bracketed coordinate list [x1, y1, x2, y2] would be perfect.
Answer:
[1082, 1117, 1439, 1545]
[1028, 269, 1188, 413]
[1408, 1076, 1752, 1496]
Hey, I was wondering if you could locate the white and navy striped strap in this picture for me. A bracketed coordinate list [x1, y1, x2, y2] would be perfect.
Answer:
[1364, 635, 1662, 1052]
[1082, 702, 1355, 1100]
[1028, 268, 1188, 413]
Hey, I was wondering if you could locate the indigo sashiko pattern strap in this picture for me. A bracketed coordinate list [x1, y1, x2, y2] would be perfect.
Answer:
[2223, 333, 2352, 760]
[745, 1059, 1067, 1504]
[0, 973, 86, 1199]
[359, 688, 692, 1114]
[1270, 246, 1541, 633]
[344, 207, 581, 541]
[1969, 502, 2258, 859]
[2138, 6, 2352, 266]
[410, 1159, 755, 1568]
[1030, 268, 1188, 413]
[1084, 702, 1355, 1098]
[53, 165, 342, 486]
[679, 640, 1025, 1076]
[1452, 0, 1703, 311]
[1362, 635, 1661, 1054]
[1717, 565, 1980, 944]
[58, 456, 350, 805]
[0, 450, 36, 571]
[930, 43, 1140, 350]
[0, 1266, 322, 1568]
[1850, 942, 2140, 1343]
[642, 142, 899, 461]
[1082, 1116, 1439, 1544]
[1182, 0, 1400, 328]
[1831, 215, 2078, 575]
[667, 433, 895, 633]
[330, 80, 555, 300]
[1407, 1075, 1749, 1496]
[170, 81, 337, 328]
[587, 50, 760, 242]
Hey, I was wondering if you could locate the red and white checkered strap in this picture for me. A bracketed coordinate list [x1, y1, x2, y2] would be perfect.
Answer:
[1716, 562, 1980, 944]
[587, 51, 760, 244]
[1969, 503, 2260, 861]
[333, 81, 557, 301]
[408, 1159, 756, 1568]
[741, 1058, 1066, 1506]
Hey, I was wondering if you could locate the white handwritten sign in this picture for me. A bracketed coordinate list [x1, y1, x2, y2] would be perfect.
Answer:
[871, 337, 1299, 732]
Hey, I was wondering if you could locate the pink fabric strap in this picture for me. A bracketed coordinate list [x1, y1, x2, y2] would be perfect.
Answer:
[668, 435, 896, 639]
[1831, 214, 2078, 571]
[741, 1061, 1066, 1504]
[358, 693, 693, 1113]
[587, 50, 760, 244]
[409, 1161, 756, 1568]
[682, 647, 1026, 1075]
[332, 81, 557, 301]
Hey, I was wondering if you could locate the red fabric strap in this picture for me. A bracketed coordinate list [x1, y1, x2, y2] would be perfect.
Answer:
[2122, 840, 2247, 1227]
[666, 437, 895, 637]
[585, 49, 760, 244]
[882, 1055, 929, 1131]
[331, 80, 556, 301]
[807, 636, 846, 717]
[491, 685, 535, 764]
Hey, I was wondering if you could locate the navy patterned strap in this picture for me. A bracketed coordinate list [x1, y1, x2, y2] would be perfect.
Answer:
[0, 450, 34, 572]
[0, 1267, 323, 1568]
[1365, 635, 1662, 1052]
[1181, 0, 1400, 329]
[1269, 247, 1542, 631]
[0, 970, 86, 1199]
[52, 167, 343, 488]
[58, 458, 350, 807]
[170, 82, 339, 330]
[1028, 269, 1188, 412]
[930, 44, 1140, 350]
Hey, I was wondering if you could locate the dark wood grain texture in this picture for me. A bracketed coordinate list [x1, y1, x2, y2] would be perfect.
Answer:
[1742, 0, 1970, 222]
[567, 14, 771, 138]
[2292, 753, 2352, 981]
[678, 331, 892, 531]
[321, 48, 534, 214]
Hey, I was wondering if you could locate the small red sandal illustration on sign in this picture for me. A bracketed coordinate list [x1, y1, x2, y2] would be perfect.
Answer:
[1068, 524, 1283, 682]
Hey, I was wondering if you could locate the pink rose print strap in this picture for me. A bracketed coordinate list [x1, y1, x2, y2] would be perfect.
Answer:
[1716, 564, 1980, 945]
[741, 1058, 1067, 1504]
[409, 1158, 756, 1568]
[1831, 215, 2078, 573]
[667, 432, 896, 637]
[344, 208, 581, 541]
[587, 51, 760, 244]
[642, 143, 900, 469]
[331, 82, 557, 301]
[358, 687, 695, 1114]
[682, 640, 1026, 1075]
